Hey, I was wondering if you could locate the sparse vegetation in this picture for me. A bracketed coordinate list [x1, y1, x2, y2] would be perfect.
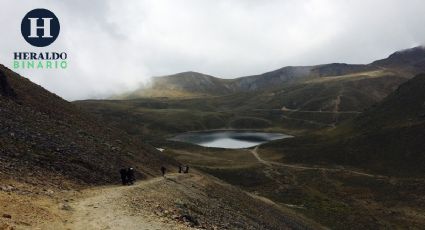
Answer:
[2, 47, 425, 229]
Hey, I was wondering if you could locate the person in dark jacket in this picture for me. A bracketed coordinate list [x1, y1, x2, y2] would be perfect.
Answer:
[179, 165, 183, 173]
[161, 166, 166, 177]
[119, 168, 127, 185]
[127, 167, 135, 185]
[184, 165, 189, 173]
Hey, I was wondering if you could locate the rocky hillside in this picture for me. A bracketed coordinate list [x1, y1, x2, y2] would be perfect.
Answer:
[0, 64, 177, 187]
[90, 51, 420, 137]
[309, 63, 378, 77]
[117, 72, 234, 99]
[49, 173, 317, 230]
[372, 46, 425, 74]
[0, 65, 318, 230]
[353, 72, 425, 129]
[98, 46, 425, 132]
[117, 46, 425, 99]
[229, 66, 313, 91]
[264, 73, 425, 176]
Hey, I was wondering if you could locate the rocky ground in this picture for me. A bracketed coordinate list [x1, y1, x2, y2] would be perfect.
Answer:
[0, 64, 319, 229]
[0, 172, 320, 229]
[0, 64, 178, 188]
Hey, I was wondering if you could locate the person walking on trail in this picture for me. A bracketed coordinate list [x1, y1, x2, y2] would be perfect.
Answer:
[161, 166, 166, 177]
[179, 165, 182, 173]
[184, 165, 190, 174]
[127, 167, 135, 185]
[119, 168, 127, 185]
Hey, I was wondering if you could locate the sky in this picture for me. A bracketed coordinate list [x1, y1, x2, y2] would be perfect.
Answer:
[0, 0, 425, 100]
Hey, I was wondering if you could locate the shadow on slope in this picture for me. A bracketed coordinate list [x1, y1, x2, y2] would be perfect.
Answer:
[263, 73, 425, 176]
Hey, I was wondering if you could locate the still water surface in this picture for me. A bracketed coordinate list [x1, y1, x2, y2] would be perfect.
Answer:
[169, 130, 292, 149]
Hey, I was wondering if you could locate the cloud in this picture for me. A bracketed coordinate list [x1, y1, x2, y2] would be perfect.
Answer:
[0, 0, 424, 100]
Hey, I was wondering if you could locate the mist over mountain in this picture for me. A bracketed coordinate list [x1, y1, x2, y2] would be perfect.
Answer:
[72, 46, 425, 229]
[3, 45, 425, 229]
[372, 46, 425, 71]
[0, 64, 176, 187]
[3, 0, 425, 228]
[0, 64, 314, 230]
[118, 46, 425, 99]
[3, 1, 425, 100]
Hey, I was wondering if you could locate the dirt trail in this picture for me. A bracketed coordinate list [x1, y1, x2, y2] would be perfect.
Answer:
[35, 171, 317, 230]
[248, 146, 386, 178]
[333, 94, 342, 113]
[279, 107, 360, 114]
[52, 174, 193, 230]
[249, 146, 272, 166]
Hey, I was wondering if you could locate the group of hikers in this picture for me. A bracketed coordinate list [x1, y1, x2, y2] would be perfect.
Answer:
[120, 165, 190, 185]
[119, 167, 135, 185]
[178, 165, 190, 174]
[161, 165, 189, 176]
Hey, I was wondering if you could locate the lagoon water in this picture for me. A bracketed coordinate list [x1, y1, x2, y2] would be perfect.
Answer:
[169, 130, 292, 149]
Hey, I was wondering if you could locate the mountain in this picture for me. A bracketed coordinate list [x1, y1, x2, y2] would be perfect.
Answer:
[117, 46, 425, 100]
[0, 65, 318, 230]
[116, 72, 234, 99]
[264, 73, 425, 176]
[95, 47, 425, 135]
[353, 72, 425, 129]
[309, 63, 378, 77]
[0, 64, 177, 187]
[229, 66, 313, 91]
[70, 47, 425, 230]
[371, 46, 425, 73]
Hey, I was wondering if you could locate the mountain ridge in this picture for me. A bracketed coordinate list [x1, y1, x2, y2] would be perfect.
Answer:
[0, 64, 177, 187]
[117, 46, 425, 99]
[0, 65, 318, 230]
[263, 73, 425, 176]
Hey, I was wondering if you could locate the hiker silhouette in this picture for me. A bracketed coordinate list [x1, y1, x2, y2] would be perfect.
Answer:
[127, 168, 135, 185]
[161, 166, 166, 177]
[119, 168, 127, 185]
[120, 167, 136, 185]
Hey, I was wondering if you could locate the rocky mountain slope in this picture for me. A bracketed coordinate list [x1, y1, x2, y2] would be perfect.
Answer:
[264, 73, 425, 176]
[118, 72, 234, 99]
[118, 46, 425, 99]
[90, 47, 425, 134]
[0, 65, 319, 229]
[0, 64, 177, 187]
[44, 173, 317, 230]
[372, 46, 425, 74]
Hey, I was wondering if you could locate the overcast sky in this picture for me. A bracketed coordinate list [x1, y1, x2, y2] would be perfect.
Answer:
[1, 0, 424, 100]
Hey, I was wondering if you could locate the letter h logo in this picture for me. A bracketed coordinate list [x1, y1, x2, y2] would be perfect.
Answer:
[28, 17, 53, 38]
[21, 9, 60, 47]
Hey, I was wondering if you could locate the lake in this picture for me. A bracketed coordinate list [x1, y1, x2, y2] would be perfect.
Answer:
[169, 130, 292, 149]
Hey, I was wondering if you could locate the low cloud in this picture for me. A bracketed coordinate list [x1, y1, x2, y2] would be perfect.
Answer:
[1, 0, 424, 100]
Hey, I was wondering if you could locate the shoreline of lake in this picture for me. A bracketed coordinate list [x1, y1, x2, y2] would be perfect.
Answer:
[169, 130, 292, 149]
